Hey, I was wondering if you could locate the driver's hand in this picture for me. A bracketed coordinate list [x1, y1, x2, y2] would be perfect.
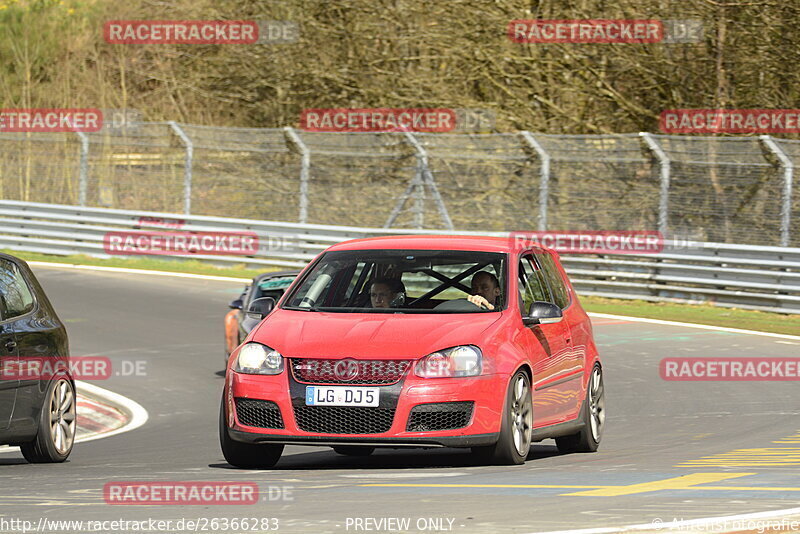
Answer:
[467, 295, 494, 310]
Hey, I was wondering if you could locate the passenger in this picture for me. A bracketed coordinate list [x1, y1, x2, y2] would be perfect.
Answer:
[370, 278, 406, 308]
[467, 271, 501, 310]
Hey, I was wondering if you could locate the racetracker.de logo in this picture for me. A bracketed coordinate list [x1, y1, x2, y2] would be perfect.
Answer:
[104, 20, 259, 44]
[1, 357, 114, 381]
[103, 231, 259, 256]
[508, 19, 663, 43]
[0, 109, 102, 132]
[661, 358, 800, 381]
[660, 109, 800, 134]
[136, 216, 186, 229]
[300, 108, 457, 132]
[511, 231, 664, 254]
[104, 482, 258, 505]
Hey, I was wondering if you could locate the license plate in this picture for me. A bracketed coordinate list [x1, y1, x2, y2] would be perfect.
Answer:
[305, 386, 380, 407]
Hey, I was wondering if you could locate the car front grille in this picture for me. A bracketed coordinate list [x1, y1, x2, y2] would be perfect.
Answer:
[406, 402, 474, 432]
[293, 406, 395, 434]
[235, 398, 284, 429]
[290, 358, 411, 385]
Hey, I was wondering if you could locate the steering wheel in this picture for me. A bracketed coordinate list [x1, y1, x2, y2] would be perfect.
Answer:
[433, 298, 483, 311]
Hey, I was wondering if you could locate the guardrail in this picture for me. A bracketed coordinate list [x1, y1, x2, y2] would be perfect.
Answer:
[1, 200, 797, 314]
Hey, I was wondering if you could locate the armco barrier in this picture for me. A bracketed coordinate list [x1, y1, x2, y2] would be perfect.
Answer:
[0, 200, 797, 314]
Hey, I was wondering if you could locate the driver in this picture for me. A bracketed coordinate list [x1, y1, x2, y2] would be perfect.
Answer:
[467, 271, 501, 310]
[370, 278, 406, 308]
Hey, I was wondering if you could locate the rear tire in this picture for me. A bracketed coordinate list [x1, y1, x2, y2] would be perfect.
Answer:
[471, 370, 532, 465]
[556, 364, 605, 453]
[21, 377, 76, 463]
[219, 398, 284, 468]
[332, 446, 375, 456]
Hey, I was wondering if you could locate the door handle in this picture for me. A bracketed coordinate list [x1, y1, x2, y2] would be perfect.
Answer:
[4, 339, 16, 353]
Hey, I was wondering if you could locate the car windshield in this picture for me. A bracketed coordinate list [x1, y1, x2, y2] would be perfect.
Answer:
[252, 276, 295, 300]
[282, 249, 506, 313]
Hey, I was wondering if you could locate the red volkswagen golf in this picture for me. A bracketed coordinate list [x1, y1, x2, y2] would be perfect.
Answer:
[220, 236, 604, 467]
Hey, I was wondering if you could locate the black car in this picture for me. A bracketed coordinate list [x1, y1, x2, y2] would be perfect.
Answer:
[0, 253, 75, 463]
[224, 270, 300, 364]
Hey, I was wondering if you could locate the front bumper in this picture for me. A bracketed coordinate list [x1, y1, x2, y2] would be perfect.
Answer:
[224, 367, 505, 449]
[228, 429, 500, 448]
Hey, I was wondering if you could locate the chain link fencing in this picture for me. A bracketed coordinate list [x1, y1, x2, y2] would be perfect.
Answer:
[0, 124, 796, 247]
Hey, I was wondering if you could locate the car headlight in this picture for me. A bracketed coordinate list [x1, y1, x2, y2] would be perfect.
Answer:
[415, 345, 482, 378]
[234, 343, 284, 375]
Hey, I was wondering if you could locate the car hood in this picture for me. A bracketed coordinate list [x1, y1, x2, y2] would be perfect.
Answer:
[252, 310, 504, 359]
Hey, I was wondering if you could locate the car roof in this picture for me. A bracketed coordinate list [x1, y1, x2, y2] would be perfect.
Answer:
[326, 235, 549, 254]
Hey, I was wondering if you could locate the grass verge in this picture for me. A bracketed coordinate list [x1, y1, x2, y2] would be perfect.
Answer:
[3, 250, 265, 280]
[581, 296, 800, 336]
[5, 249, 798, 337]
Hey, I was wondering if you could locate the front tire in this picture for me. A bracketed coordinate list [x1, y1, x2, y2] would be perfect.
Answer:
[219, 398, 284, 468]
[556, 364, 605, 453]
[332, 446, 375, 456]
[21, 377, 76, 463]
[472, 370, 532, 465]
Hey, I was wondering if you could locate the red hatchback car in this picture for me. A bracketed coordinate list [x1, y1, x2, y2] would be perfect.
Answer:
[220, 236, 605, 467]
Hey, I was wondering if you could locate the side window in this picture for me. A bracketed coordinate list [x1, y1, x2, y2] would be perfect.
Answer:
[518, 255, 550, 315]
[537, 253, 570, 309]
[0, 259, 35, 321]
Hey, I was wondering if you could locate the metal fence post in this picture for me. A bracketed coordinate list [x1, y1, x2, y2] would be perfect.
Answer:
[284, 127, 311, 224]
[402, 132, 454, 230]
[385, 170, 421, 229]
[75, 131, 89, 207]
[520, 132, 550, 231]
[168, 121, 193, 215]
[640, 133, 671, 235]
[761, 135, 794, 247]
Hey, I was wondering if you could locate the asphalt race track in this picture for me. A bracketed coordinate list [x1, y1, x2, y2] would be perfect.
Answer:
[1, 264, 799, 533]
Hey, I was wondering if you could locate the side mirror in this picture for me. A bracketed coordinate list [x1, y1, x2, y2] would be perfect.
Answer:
[229, 298, 243, 310]
[246, 297, 276, 319]
[523, 301, 563, 326]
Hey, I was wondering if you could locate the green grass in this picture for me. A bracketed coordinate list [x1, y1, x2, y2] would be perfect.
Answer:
[2, 249, 266, 280]
[581, 296, 800, 336]
[5, 249, 798, 336]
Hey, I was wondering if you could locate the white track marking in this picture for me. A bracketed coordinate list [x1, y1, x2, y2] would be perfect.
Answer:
[0, 381, 148, 454]
[73, 381, 148, 442]
[28, 261, 250, 283]
[588, 312, 800, 341]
